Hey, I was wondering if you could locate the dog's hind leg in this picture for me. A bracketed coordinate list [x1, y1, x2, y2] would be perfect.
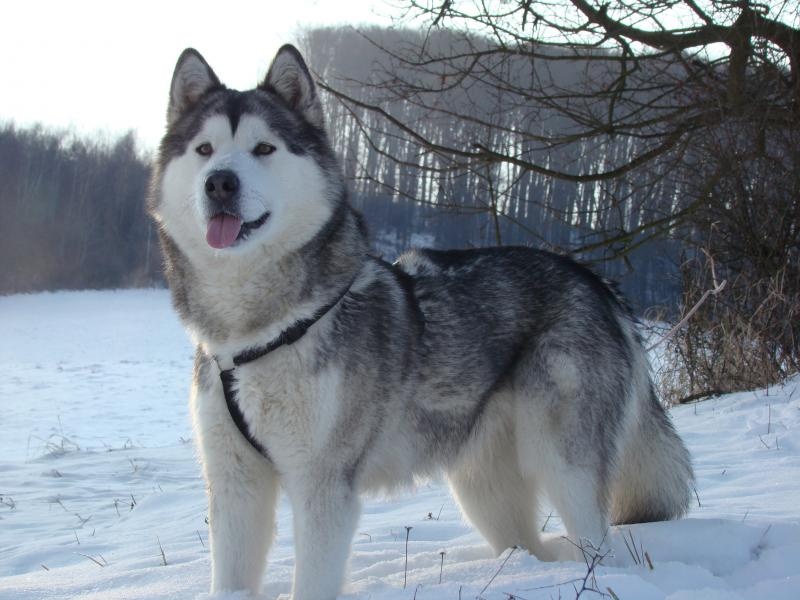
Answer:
[513, 351, 613, 561]
[516, 425, 610, 560]
[538, 460, 610, 559]
[448, 415, 548, 559]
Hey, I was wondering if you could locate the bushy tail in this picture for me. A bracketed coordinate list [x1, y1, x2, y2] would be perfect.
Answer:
[610, 387, 694, 525]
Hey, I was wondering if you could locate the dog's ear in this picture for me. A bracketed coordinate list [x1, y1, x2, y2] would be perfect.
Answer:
[260, 45, 324, 128]
[167, 49, 221, 126]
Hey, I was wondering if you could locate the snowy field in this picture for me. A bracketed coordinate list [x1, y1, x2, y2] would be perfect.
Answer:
[1, 290, 798, 599]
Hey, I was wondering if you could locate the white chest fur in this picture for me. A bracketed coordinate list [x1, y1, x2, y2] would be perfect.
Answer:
[225, 342, 343, 474]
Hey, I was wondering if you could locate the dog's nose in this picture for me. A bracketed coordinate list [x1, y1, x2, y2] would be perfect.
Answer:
[204, 170, 240, 206]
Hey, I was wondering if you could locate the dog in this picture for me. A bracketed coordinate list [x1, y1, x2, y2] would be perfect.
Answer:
[147, 44, 694, 599]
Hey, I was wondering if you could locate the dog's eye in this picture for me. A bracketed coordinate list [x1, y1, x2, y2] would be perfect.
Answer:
[253, 142, 276, 157]
[196, 143, 213, 157]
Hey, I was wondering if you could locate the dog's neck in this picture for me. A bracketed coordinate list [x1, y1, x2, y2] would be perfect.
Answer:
[160, 202, 368, 348]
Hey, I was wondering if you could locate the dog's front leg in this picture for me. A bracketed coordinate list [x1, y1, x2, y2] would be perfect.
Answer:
[288, 474, 360, 600]
[193, 380, 279, 595]
[206, 454, 278, 594]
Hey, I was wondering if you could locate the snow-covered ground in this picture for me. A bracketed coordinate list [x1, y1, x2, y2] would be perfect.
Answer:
[1, 290, 798, 599]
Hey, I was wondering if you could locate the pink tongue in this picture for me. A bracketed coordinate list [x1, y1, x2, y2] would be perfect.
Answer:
[206, 214, 243, 249]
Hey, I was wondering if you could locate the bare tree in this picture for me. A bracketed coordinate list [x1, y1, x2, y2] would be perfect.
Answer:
[315, 1, 798, 258]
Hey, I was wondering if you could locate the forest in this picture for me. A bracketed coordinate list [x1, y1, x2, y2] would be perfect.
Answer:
[0, 27, 682, 308]
[0, 125, 158, 292]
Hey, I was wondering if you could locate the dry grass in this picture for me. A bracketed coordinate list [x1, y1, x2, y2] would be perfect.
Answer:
[656, 261, 799, 406]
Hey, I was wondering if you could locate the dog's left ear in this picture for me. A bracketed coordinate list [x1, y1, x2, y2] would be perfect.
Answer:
[260, 45, 324, 129]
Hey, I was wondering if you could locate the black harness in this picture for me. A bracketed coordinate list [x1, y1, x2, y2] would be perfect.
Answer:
[215, 279, 355, 461]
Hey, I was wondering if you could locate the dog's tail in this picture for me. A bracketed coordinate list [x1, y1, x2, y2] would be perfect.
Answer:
[609, 377, 694, 525]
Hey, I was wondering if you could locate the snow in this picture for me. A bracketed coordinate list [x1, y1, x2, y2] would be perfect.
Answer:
[1, 289, 798, 599]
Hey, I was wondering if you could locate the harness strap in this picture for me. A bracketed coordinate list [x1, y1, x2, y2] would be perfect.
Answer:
[220, 368, 272, 459]
[216, 276, 357, 461]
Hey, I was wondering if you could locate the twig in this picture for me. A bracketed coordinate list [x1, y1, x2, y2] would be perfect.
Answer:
[677, 389, 727, 404]
[541, 511, 554, 532]
[157, 536, 167, 566]
[74, 513, 91, 527]
[404, 526, 413, 589]
[622, 535, 637, 565]
[759, 524, 772, 545]
[525, 538, 612, 598]
[525, 577, 586, 592]
[624, 530, 641, 564]
[197, 530, 205, 548]
[439, 550, 446, 584]
[570, 539, 611, 599]
[647, 277, 727, 352]
[76, 553, 105, 567]
[479, 546, 518, 597]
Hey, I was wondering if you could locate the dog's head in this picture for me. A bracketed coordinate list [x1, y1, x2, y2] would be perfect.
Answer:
[149, 45, 340, 260]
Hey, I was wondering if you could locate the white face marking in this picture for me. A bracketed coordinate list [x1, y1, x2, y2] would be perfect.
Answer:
[155, 113, 333, 261]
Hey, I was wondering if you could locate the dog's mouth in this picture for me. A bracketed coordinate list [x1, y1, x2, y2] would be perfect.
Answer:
[206, 211, 270, 249]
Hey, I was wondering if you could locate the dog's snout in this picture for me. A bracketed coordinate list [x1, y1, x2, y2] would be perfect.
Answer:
[205, 170, 240, 206]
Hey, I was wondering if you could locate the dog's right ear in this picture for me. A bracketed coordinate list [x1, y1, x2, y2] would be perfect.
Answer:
[167, 49, 221, 126]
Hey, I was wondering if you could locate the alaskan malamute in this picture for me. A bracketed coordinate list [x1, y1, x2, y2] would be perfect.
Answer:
[148, 44, 693, 599]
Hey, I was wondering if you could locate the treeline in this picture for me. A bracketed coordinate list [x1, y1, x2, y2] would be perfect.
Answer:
[1, 27, 685, 309]
[0, 123, 161, 293]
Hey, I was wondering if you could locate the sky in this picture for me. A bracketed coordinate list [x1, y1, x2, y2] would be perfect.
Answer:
[1, 0, 396, 151]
